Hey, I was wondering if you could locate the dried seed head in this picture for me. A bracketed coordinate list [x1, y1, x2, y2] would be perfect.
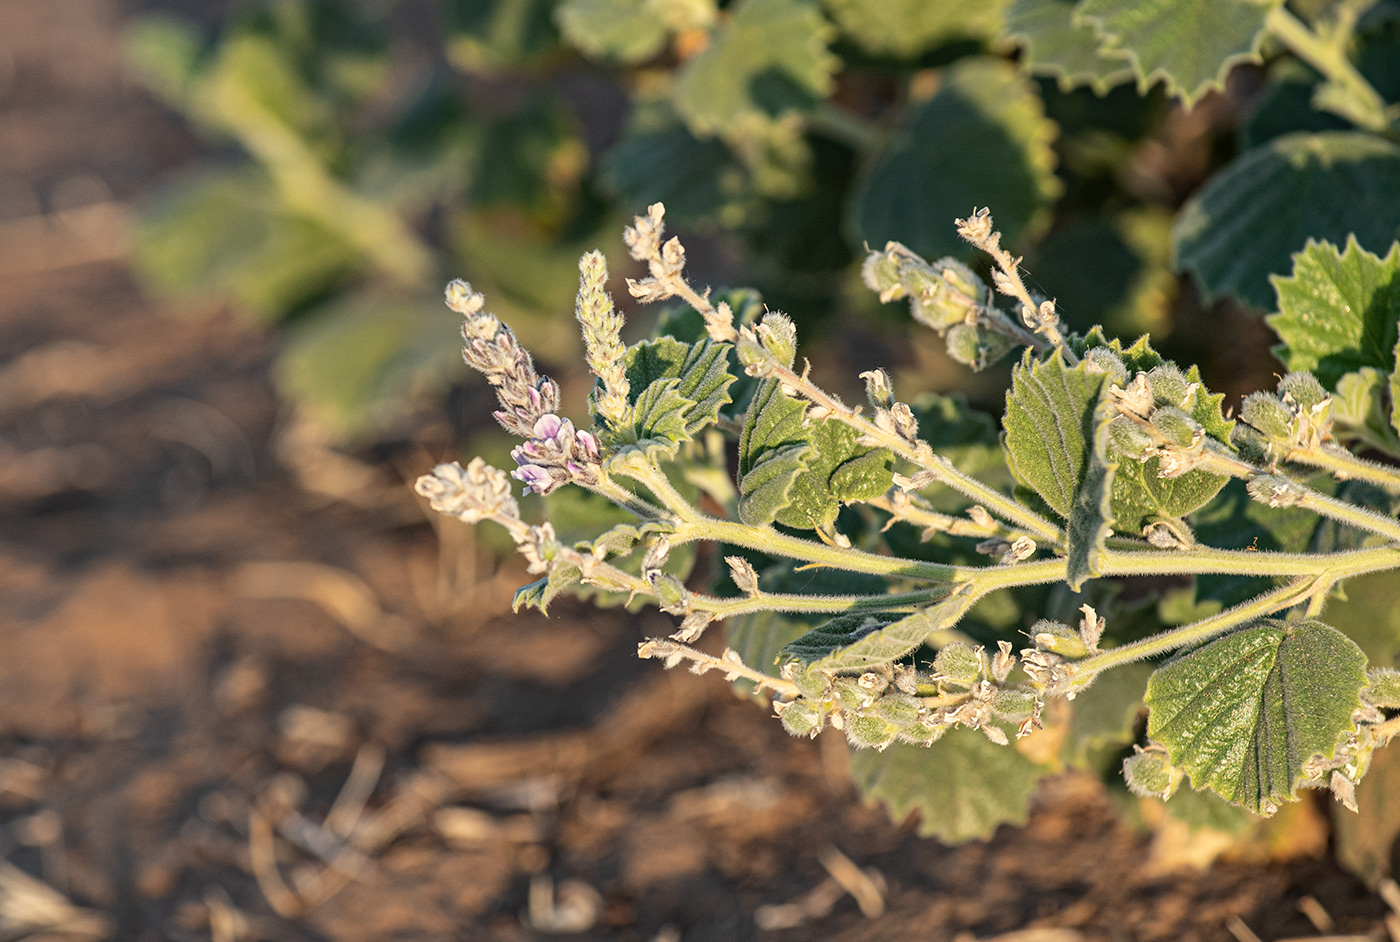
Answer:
[860, 369, 894, 410]
[844, 713, 898, 751]
[1246, 473, 1306, 508]
[726, 556, 761, 596]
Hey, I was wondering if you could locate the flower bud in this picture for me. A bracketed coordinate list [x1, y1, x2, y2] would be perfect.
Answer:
[844, 713, 898, 750]
[1123, 747, 1183, 799]
[1149, 407, 1202, 448]
[648, 571, 687, 611]
[860, 369, 895, 410]
[1279, 371, 1327, 411]
[992, 688, 1037, 721]
[1239, 392, 1293, 444]
[1146, 364, 1192, 409]
[755, 312, 797, 369]
[873, 693, 923, 728]
[831, 676, 871, 711]
[861, 249, 906, 301]
[897, 719, 947, 745]
[1106, 416, 1156, 460]
[1084, 348, 1128, 385]
[933, 642, 982, 686]
[1230, 422, 1274, 463]
[778, 699, 823, 738]
[1030, 619, 1088, 659]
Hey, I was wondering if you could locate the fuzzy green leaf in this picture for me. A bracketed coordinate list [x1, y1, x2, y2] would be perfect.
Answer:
[851, 57, 1061, 261]
[624, 337, 737, 436]
[1002, 350, 1109, 519]
[1330, 367, 1400, 456]
[556, 0, 671, 62]
[737, 378, 813, 526]
[823, 0, 1005, 58]
[673, 0, 837, 137]
[1268, 238, 1400, 388]
[1146, 618, 1368, 814]
[1002, 0, 1133, 93]
[1174, 132, 1400, 309]
[776, 420, 893, 531]
[614, 378, 695, 460]
[782, 594, 978, 672]
[1075, 0, 1279, 106]
[727, 611, 811, 681]
[849, 728, 1045, 843]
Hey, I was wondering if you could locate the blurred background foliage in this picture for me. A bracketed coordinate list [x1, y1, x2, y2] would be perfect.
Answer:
[123, 0, 1400, 445]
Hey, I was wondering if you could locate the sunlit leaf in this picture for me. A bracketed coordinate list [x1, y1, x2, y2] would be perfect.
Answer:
[782, 594, 977, 672]
[1146, 618, 1368, 814]
[1268, 237, 1400, 388]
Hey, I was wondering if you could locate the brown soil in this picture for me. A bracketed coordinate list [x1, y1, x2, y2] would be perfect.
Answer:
[0, 3, 1393, 941]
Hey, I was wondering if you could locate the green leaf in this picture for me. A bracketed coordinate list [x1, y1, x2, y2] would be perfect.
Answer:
[124, 14, 202, 108]
[1330, 367, 1400, 456]
[782, 594, 978, 672]
[1062, 662, 1153, 767]
[1002, 0, 1133, 93]
[1267, 237, 1400, 388]
[623, 337, 737, 436]
[673, 0, 837, 138]
[852, 57, 1061, 261]
[737, 379, 813, 526]
[134, 168, 359, 319]
[849, 728, 1045, 842]
[1002, 350, 1109, 519]
[1066, 392, 1117, 591]
[1174, 132, 1400, 309]
[823, 0, 1005, 58]
[1145, 618, 1368, 814]
[776, 420, 893, 531]
[513, 565, 583, 614]
[556, 0, 671, 63]
[614, 378, 695, 460]
[1074, 0, 1279, 106]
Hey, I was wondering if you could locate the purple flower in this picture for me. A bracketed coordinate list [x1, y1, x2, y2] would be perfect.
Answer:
[512, 463, 558, 494]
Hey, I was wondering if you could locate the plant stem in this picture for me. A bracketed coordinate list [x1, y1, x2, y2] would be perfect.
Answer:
[1294, 443, 1400, 494]
[1066, 578, 1317, 690]
[1265, 6, 1394, 137]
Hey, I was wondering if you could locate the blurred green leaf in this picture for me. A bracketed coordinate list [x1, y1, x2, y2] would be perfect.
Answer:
[1075, 0, 1280, 106]
[124, 14, 203, 108]
[851, 57, 1061, 259]
[849, 728, 1046, 842]
[275, 292, 463, 440]
[135, 167, 359, 318]
[1268, 237, 1400, 388]
[1002, 0, 1132, 93]
[1174, 132, 1400, 309]
[1062, 661, 1152, 766]
[673, 0, 838, 137]
[823, 0, 1006, 58]
[557, 0, 672, 62]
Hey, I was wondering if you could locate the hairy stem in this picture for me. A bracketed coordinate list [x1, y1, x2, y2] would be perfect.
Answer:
[1294, 443, 1400, 495]
[1067, 578, 1318, 690]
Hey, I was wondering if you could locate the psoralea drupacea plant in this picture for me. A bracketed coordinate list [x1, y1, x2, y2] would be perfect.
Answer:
[418, 203, 1400, 842]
